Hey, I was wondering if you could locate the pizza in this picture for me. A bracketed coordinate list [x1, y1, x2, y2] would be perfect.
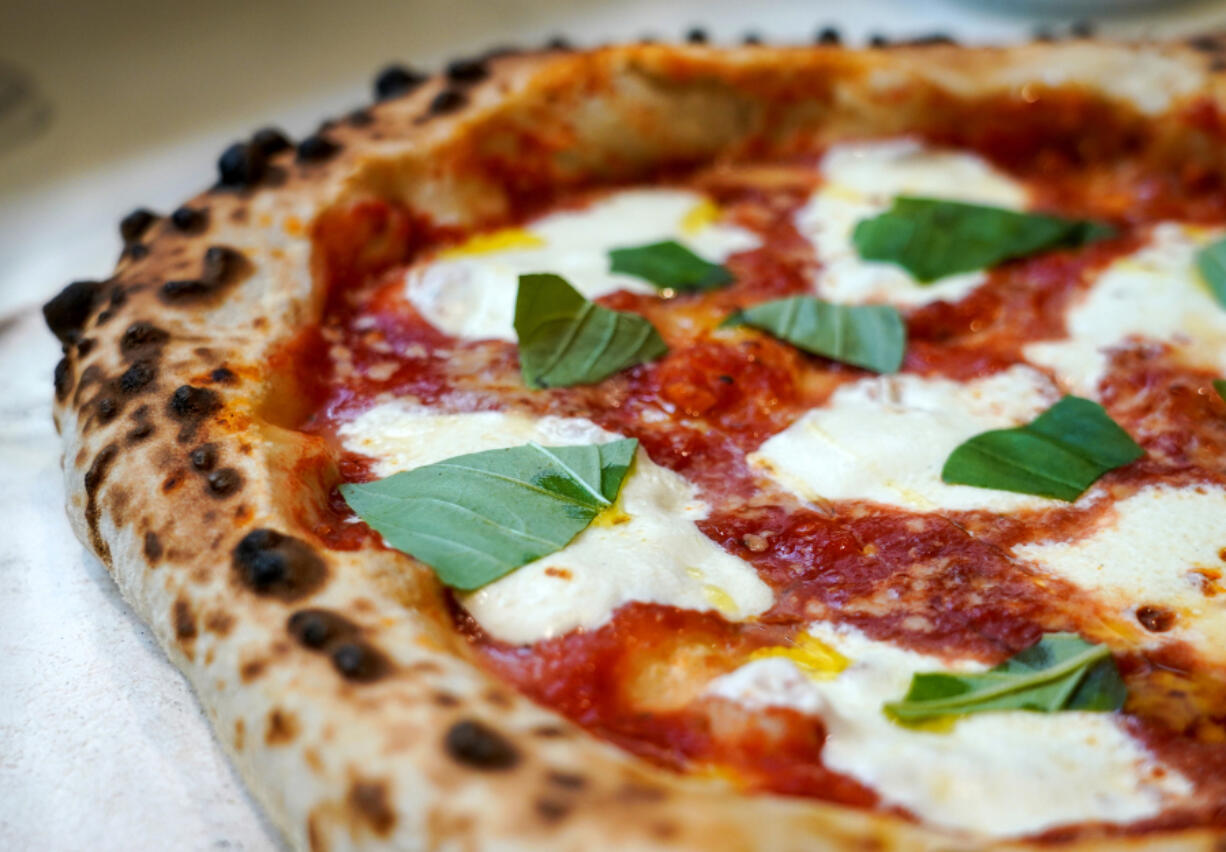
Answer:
[43, 33, 1226, 850]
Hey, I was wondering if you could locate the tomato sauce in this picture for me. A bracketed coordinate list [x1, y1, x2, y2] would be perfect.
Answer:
[290, 122, 1226, 836]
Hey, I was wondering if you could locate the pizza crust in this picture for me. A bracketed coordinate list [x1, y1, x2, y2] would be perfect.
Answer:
[46, 37, 1226, 851]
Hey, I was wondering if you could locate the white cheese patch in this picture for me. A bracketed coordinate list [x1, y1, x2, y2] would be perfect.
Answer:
[1025, 223, 1226, 397]
[403, 189, 760, 341]
[797, 139, 1030, 307]
[1014, 483, 1226, 660]
[706, 623, 1192, 838]
[749, 366, 1062, 513]
[339, 403, 773, 644]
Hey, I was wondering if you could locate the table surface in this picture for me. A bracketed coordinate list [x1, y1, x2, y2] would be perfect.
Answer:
[3, 1, 1226, 849]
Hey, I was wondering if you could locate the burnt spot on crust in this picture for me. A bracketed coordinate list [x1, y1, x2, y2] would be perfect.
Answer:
[170, 205, 209, 234]
[685, 27, 708, 44]
[445, 57, 489, 84]
[297, 133, 340, 163]
[217, 140, 268, 189]
[160, 245, 252, 305]
[252, 126, 291, 156]
[118, 360, 157, 394]
[265, 708, 300, 745]
[288, 608, 358, 649]
[54, 358, 72, 401]
[530, 724, 569, 739]
[204, 610, 234, 636]
[345, 108, 373, 127]
[95, 395, 120, 423]
[427, 88, 466, 117]
[374, 64, 427, 100]
[73, 364, 102, 405]
[167, 384, 221, 440]
[206, 467, 243, 498]
[190, 443, 218, 471]
[534, 798, 570, 823]
[119, 208, 157, 244]
[544, 35, 571, 51]
[120, 321, 169, 356]
[143, 531, 163, 564]
[84, 443, 119, 563]
[348, 780, 396, 836]
[233, 528, 327, 601]
[126, 405, 155, 443]
[330, 641, 389, 683]
[240, 658, 267, 682]
[173, 597, 197, 642]
[120, 243, 150, 262]
[43, 280, 102, 343]
[545, 770, 586, 790]
[443, 720, 519, 771]
[76, 338, 95, 357]
[432, 691, 460, 708]
[209, 366, 238, 385]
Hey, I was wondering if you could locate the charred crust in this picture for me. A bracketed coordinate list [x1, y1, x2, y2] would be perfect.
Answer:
[546, 770, 586, 790]
[209, 366, 238, 385]
[427, 88, 466, 117]
[287, 608, 358, 649]
[54, 358, 72, 401]
[685, 27, 708, 44]
[445, 57, 489, 84]
[95, 396, 120, 423]
[160, 245, 251, 304]
[742, 32, 763, 46]
[346, 108, 373, 127]
[126, 405, 155, 443]
[330, 641, 390, 682]
[170, 205, 209, 233]
[348, 780, 396, 836]
[534, 798, 570, 823]
[190, 443, 218, 471]
[118, 360, 157, 394]
[73, 364, 102, 405]
[296, 133, 340, 163]
[173, 598, 197, 641]
[233, 528, 327, 601]
[121, 243, 150, 261]
[240, 658, 267, 682]
[168, 384, 221, 440]
[143, 531, 163, 564]
[204, 610, 234, 635]
[43, 280, 101, 343]
[84, 444, 119, 562]
[265, 708, 300, 745]
[530, 724, 568, 739]
[432, 691, 460, 707]
[544, 35, 571, 51]
[76, 338, 95, 357]
[1070, 20, 1095, 39]
[120, 208, 157, 244]
[443, 720, 519, 770]
[904, 32, 956, 46]
[217, 141, 267, 189]
[373, 64, 426, 100]
[120, 321, 169, 356]
[868, 33, 890, 48]
[252, 127, 292, 156]
[206, 467, 243, 497]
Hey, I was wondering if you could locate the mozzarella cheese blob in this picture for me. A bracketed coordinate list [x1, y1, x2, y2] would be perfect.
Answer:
[1025, 223, 1226, 397]
[339, 403, 773, 644]
[706, 623, 1192, 838]
[1014, 483, 1226, 661]
[749, 366, 1063, 513]
[797, 140, 1030, 307]
[402, 189, 760, 341]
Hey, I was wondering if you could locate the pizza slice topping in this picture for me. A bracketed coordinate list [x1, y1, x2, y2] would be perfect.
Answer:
[940, 395, 1145, 501]
[724, 296, 905, 374]
[608, 239, 734, 293]
[513, 273, 667, 389]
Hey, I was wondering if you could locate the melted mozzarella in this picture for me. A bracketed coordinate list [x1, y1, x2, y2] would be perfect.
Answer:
[403, 189, 760, 341]
[749, 366, 1062, 513]
[706, 624, 1191, 838]
[1025, 223, 1226, 397]
[1014, 484, 1226, 661]
[797, 140, 1029, 307]
[339, 403, 773, 644]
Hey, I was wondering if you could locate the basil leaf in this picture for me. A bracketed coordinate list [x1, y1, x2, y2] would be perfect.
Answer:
[732, 296, 905, 373]
[608, 240, 733, 292]
[1195, 236, 1226, 308]
[884, 633, 1126, 723]
[1215, 379, 1226, 403]
[941, 395, 1143, 501]
[853, 197, 1115, 282]
[514, 273, 667, 389]
[340, 438, 637, 590]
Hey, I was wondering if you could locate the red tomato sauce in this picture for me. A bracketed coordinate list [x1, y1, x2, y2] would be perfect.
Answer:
[290, 130, 1226, 836]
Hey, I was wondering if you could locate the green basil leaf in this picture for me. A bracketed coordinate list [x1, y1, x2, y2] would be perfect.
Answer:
[1215, 379, 1226, 403]
[733, 296, 905, 373]
[514, 273, 668, 389]
[340, 438, 637, 590]
[608, 240, 733, 292]
[852, 197, 1115, 282]
[941, 395, 1143, 501]
[884, 633, 1126, 723]
[1195, 236, 1226, 308]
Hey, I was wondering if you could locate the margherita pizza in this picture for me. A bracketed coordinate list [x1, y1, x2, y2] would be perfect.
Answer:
[44, 34, 1226, 851]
